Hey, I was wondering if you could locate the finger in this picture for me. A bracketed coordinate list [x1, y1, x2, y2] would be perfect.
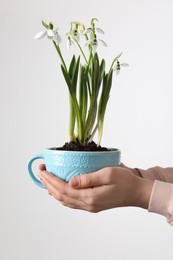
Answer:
[39, 171, 66, 191]
[39, 164, 46, 171]
[69, 167, 112, 189]
[60, 201, 91, 212]
[39, 174, 65, 199]
[40, 175, 87, 209]
[40, 172, 103, 212]
[39, 171, 88, 201]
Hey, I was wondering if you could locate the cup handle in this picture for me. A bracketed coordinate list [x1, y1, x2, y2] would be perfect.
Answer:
[27, 154, 46, 189]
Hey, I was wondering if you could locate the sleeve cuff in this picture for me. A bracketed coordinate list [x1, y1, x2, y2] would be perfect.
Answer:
[148, 180, 173, 225]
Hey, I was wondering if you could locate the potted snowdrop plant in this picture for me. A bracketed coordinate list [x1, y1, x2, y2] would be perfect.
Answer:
[28, 18, 128, 188]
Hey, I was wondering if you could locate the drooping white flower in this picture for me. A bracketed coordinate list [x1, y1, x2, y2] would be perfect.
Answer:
[65, 29, 81, 43]
[83, 22, 106, 53]
[67, 36, 74, 51]
[113, 61, 129, 74]
[84, 38, 107, 53]
[34, 28, 61, 45]
[73, 30, 80, 41]
[66, 21, 85, 43]
[84, 27, 105, 36]
[47, 29, 55, 38]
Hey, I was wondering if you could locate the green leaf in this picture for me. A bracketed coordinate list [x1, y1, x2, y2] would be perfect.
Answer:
[68, 55, 76, 79]
[61, 64, 84, 143]
[98, 59, 106, 86]
[92, 53, 99, 95]
[97, 69, 113, 145]
[79, 66, 88, 124]
[61, 65, 73, 93]
[71, 56, 80, 92]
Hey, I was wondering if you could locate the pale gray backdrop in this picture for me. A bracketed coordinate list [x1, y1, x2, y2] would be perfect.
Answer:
[1, 0, 173, 259]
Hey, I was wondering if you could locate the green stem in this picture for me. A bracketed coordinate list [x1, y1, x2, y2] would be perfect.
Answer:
[83, 32, 93, 60]
[97, 120, 104, 146]
[109, 52, 123, 73]
[71, 35, 88, 64]
[53, 41, 67, 71]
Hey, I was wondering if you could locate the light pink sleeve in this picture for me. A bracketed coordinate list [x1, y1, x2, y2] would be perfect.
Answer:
[148, 180, 173, 225]
[135, 166, 173, 225]
[134, 166, 173, 183]
[124, 165, 173, 224]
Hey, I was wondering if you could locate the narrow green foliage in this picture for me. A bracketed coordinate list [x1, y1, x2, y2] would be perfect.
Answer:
[68, 55, 76, 79]
[97, 69, 113, 145]
[79, 66, 88, 125]
[36, 18, 127, 145]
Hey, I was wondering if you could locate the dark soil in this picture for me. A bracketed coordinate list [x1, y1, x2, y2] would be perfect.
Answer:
[52, 140, 109, 152]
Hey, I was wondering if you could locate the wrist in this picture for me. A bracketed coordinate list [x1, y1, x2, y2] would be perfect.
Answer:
[135, 177, 154, 209]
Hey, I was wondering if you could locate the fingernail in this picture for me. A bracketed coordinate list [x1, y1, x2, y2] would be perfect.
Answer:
[71, 176, 80, 187]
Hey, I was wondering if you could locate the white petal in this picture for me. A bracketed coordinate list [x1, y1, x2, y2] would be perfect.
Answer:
[98, 39, 107, 47]
[83, 39, 92, 46]
[121, 63, 129, 67]
[113, 65, 120, 74]
[96, 27, 105, 34]
[34, 31, 46, 39]
[113, 65, 117, 71]
[116, 69, 120, 75]
[47, 29, 55, 37]
[53, 33, 62, 44]
[67, 40, 74, 51]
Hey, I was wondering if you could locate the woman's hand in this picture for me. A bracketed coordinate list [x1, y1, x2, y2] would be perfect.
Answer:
[39, 165, 154, 212]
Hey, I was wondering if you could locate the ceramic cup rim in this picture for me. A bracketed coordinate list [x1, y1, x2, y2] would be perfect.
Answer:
[45, 147, 120, 154]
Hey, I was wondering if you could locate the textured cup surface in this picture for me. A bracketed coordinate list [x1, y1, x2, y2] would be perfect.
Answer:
[28, 148, 121, 188]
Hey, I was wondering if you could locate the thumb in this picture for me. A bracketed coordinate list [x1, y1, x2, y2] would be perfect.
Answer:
[69, 168, 108, 189]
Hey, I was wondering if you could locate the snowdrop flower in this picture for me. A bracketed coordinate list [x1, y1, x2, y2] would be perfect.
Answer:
[71, 28, 80, 41]
[34, 27, 61, 45]
[64, 28, 80, 42]
[83, 19, 106, 53]
[84, 27, 105, 36]
[64, 30, 80, 49]
[84, 37, 107, 53]
[65, 21, 85, 42]
[67, 36, 74, 51]
[113, 61, 129, 75]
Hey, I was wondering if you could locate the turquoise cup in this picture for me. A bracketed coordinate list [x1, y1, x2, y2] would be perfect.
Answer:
[27, 148, 121, 188]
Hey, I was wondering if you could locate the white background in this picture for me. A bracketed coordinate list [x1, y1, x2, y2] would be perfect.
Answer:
[1, 0, 173, 259]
